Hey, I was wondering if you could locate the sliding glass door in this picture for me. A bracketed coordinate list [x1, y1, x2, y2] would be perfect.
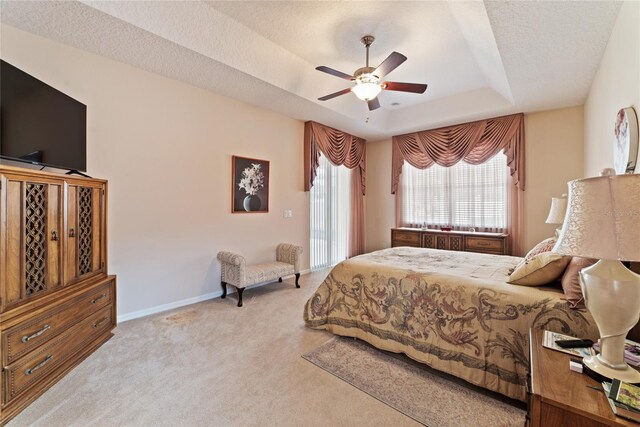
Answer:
[310, 153, 351, 270]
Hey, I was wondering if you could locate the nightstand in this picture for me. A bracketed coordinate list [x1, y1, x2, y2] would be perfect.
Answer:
[528, 329, 637, 427]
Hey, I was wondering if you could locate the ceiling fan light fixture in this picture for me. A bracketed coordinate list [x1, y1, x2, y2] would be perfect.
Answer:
[352, 74, 382, 101]
[315, 36, 427, 110]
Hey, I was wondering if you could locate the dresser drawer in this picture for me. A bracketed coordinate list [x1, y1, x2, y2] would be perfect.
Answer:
[3, 305, 114, 405]
[2, 280, 114, 366]
[391, 230, 421, 247]
[465, 236, 504, 254]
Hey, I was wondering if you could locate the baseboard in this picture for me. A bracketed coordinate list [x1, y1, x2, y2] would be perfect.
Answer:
[117, 291, 221, 323]
[117, 269, 312, 323]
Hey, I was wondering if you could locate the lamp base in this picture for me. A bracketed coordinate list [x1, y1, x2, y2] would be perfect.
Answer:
[583, 355, 640, 383]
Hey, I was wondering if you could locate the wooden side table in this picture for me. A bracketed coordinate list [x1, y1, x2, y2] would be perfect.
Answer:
[528, 329, 637, 427]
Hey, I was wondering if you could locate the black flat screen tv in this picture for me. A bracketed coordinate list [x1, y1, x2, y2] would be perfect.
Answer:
[0, 60, 87, 172]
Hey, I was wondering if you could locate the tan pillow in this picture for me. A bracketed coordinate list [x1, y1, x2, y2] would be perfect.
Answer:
[524, 237, 557, 262]
[561, 257, 597, 307]
[508, 252, 571, 286]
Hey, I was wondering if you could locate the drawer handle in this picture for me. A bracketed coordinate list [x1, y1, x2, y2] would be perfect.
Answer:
[93, 317, 110, 329]
[25, 354, 53, 375]
[92, 294, 107, 304]
[21, 324, 50, 343]
[69, 228, 75, 238]
[51, 230, 58, 241]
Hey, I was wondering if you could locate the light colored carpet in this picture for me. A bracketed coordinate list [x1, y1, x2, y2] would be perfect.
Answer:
[303, 337, 526, 427]
[9, 270, 520, 426]
[9, 271, 418, 427]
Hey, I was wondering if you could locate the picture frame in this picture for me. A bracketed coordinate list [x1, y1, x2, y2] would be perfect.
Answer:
[614, 107, 639, 174]
[232, 155, 270, 213]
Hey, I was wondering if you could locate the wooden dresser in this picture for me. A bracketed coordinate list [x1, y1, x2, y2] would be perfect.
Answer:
[391, 227, 508, 255]
[0, 165, 116, 424]
[528, 329, 635, 427]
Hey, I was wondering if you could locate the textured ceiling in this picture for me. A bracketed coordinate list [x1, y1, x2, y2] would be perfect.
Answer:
[0, 1, 622, 141]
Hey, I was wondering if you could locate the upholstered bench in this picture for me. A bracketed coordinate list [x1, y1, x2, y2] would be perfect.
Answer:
[216, 243, 303, 307]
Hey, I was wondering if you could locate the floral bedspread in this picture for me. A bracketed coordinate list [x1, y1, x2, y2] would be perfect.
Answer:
[303, 247, 597, 401]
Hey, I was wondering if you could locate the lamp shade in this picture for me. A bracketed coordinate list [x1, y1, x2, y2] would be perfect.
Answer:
[553, 173, 640, 261]
[545, 195, 567, 224]
[352, 81, 381, 101]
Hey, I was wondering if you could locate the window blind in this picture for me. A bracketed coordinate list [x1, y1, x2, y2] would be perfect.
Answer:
[401, 153, 508, 232]
[310, 153, 351, 270]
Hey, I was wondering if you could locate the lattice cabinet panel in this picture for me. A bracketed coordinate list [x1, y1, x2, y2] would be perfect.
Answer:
[422, 234, 435, 249]
[78, 187, 93, 275]
[450, 236, 463, 252]
[0, 175, 63, 309]
[25, 183, 47, 296]
[66, 184, 105, 284]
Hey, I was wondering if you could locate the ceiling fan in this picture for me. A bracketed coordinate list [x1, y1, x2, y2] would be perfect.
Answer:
[316, 35, 428, 111]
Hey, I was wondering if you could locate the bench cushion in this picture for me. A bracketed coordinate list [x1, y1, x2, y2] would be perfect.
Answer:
[245, 261, 295, 287]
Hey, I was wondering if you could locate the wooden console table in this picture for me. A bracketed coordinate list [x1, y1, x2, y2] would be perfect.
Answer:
[391, 227, 508, 255]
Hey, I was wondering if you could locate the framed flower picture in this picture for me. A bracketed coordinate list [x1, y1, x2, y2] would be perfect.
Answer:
[232, 156, 270, 213]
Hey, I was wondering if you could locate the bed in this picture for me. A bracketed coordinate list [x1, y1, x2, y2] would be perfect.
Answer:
[303, 247, 598, 401]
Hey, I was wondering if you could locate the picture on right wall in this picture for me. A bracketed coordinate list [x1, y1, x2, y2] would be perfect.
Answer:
[614, 107, 639, 174]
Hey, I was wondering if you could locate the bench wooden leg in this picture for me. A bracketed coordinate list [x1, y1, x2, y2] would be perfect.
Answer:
[295, 273, 300, 288]
[221, 281, 227, 298]
[237, 287, 244, 307]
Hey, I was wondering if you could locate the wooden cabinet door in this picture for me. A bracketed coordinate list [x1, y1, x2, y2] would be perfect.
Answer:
[423, 232, 463, 251]
[0, 173, 63, 311]
[391, 229, 421, 247]
[449, 235, 463, 251]
[465, 236, 506, 255]
[65, 183, 105, 285]
[421, 233, 435, 249]
[81, 184, 105, 278]
[65, 184, 78, 284]
[435, 235, 449, 250]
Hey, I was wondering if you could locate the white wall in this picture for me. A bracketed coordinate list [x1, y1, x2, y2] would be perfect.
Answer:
[1, 25, 310, 319]
[523, 106, 585, 251]
[364, 106, 585, 255]
[584, 1, 640, 177]
[364, 139, 395, 253]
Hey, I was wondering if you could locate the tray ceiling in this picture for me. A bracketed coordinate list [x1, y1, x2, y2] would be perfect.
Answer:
[0, 1, 622, 140]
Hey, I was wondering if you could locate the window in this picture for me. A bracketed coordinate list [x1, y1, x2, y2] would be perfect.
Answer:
[310, 153, 351, 270]
[400, 153, 508, 231]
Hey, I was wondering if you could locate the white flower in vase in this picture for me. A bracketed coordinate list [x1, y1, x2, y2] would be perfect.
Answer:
[238, 163, 265, 196]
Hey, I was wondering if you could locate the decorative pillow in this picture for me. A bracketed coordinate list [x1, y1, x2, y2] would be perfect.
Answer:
[523, 237, 557, 262]
[508, 252, 571, 286]
[561, 257, 597, 308]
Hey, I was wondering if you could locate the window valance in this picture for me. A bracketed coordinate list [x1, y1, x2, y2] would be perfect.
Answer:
[391, 113, 525, 194]
[304, 121, 366, 196]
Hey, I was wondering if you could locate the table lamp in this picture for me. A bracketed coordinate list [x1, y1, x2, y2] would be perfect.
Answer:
[554, 169, 640, 382]
[545, 194, 567, 237]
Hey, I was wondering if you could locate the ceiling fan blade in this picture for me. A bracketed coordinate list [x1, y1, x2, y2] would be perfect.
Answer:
[367, 98, 380, 111]
[383, 81, 428, 94]
[315, 66, 354, 80]
[318, 88, 352, 101]
[373, 52, 407, 79]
